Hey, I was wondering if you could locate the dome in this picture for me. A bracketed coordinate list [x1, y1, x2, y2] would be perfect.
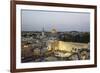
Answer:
[51, 29, 57, 34]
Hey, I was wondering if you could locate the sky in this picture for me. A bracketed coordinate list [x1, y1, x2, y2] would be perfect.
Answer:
[21, 9, 90, 32]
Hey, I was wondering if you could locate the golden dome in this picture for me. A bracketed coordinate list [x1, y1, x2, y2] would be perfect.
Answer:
[51, 29, 57, 33]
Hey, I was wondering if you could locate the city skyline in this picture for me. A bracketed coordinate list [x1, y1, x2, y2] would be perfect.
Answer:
[21, 10, 90, 32]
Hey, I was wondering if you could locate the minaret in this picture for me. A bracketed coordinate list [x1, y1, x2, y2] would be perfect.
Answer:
[42, 25, 45, 38]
